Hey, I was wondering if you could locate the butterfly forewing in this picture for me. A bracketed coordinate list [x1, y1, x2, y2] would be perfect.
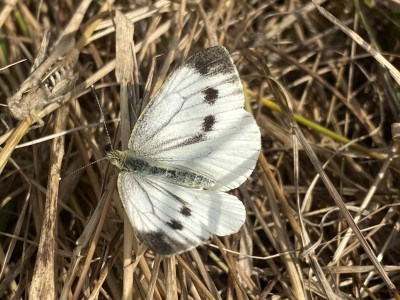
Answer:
[128, 46, 260, 191]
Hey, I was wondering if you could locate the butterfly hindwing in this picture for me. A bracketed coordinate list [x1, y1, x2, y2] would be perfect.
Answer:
[128, 46, 260, 191]
[117, 171, 246, 255]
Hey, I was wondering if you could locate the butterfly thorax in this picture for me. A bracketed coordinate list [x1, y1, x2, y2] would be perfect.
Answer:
[106, 150, 215, 189]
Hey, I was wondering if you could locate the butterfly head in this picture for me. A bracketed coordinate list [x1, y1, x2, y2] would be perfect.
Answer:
[106, 150, 126, 170]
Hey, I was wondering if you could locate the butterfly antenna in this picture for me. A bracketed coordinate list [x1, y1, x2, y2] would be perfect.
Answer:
[60, 157, 108, 180]
[91, 85, 114, 151]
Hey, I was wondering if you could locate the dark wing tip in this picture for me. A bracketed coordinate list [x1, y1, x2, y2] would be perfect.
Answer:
[186, 46, 236, 76]
[138, 230, 197, 256]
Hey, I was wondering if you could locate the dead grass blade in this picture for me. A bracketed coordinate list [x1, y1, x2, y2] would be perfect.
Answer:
[2, 1, 400, 299]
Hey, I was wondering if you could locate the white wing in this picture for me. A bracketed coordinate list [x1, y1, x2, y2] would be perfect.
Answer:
[128, 46, 260, 191]
[118, 171, 246, 255]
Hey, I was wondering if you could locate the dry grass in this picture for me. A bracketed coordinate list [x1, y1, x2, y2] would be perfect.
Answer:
[1, 0, 400, 299]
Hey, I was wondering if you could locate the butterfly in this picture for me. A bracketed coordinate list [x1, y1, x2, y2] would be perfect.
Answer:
[106, 46, 261, 255]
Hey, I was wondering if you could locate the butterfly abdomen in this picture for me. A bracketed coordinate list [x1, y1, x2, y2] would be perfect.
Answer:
[123, 155, 215, 189]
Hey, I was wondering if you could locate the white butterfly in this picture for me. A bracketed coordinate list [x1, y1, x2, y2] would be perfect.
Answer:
[107, 46, 260, 255]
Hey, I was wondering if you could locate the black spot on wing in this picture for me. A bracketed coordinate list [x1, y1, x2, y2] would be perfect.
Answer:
[179, 133, 206, 147]
[202, 87, 218, 105]
[173, 116, 215, 148]
[167, 219, 183, 230]
[202, 115, 215, 132]
[186, 46, 236, 76]
[181, 206, 191, 216]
